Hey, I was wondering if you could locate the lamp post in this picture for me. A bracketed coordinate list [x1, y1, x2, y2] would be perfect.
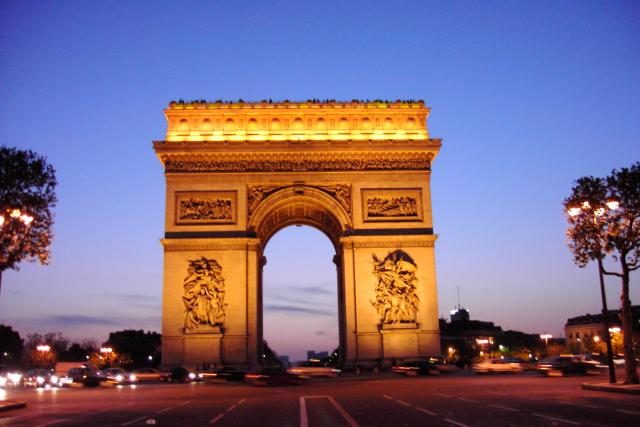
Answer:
[0, 207, 35, 297]
[540, 333, 552, 348]
[567, 200, 619, 384]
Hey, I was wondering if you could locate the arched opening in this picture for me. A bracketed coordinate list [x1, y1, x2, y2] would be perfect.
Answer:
[248, 186, 352, 367]
[262, 225, 338, 365]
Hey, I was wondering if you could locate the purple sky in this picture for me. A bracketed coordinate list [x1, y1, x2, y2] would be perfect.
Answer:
[1, 1, 638, 362]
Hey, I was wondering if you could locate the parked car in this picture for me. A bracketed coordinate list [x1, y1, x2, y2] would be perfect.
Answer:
[536, 355, 601, 376]
[160, 366, 203, 383]
[132, 368, 162, 381]
[23, 369, 59, 388]
[472, 358, 523, 374]
[0, 365, 23, 388]
[64, 366, 104, 387]
[245, 366, 305, 386]
[287, 361, 341, 378]
[102, 368, 138, 385]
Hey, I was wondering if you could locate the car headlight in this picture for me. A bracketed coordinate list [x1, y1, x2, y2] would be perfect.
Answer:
[37, 376, 45, 384]
[51, 375, 58, 384]
[129, 374, 137, 382]
[115, 374, 124, 382]
[188, 372, 196, 379]
[0, 377, 7, 387]
[8, 373, 21, 385]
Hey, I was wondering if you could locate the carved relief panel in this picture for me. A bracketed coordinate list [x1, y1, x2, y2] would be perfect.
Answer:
[183, 257, 227, 331]
[175, 191, 237, 225]
[362, 188, 423, 222]
[247, 184, 352, 218]
[371, 250, 419, 325]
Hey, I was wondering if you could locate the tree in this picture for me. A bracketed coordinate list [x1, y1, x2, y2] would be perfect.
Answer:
[0, 324, 23, 365]
[0, 146, 57, 296]
[564, 162, 640, 384]
[103, 330, 161, 368]
[23, 332, 68, 369]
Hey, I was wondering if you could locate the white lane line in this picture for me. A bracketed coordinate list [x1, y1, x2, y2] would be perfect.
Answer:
[176, 400, 190, 407]
[458, 397, 480, 403]
[300, 396, 308, 427]
[533, 413, 579, 425]
[237, 398, 246, 405]
[617, 409, 640, 415]
[326, 396, 360, 427]
[488, 404, 519, 412]
[155, 407, 173, 414]
[209, 413, 225, 424]
[396, 400, 411, 407]
[35, 419, 71, 427]
[121, 415, 147, 426]
[557, 401, 601, 409]
[444, 418, 470, 427]
[416, 407, 438, 416]
[226, 404, 237, 412]
[435, 393, 453, 398]
[383, 394, 394, 400]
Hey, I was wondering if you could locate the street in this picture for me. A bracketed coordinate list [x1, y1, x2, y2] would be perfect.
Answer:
[1, 372, 638, 426]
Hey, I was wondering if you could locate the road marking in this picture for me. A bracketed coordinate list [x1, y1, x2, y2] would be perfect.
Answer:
[227, 404, 237, 412]
[300, 396, 360, 427]
[35, 419, 71, 427]
[396, 400, 411, 407]
[533, 413, 579, 425]
[617, 409, 640, 415]
[155, 407, 173, 414]
[444, 418, 470, 427]
[383, 394, 394, 400]
[435, 393, 453, 398]
[121, 416, 147, 426]
[176, 401, 190, 407]
[488, 404, 518, 412]
[209, 413, 225, 424]
[557, 401, 601, 409]
[416, 407, 437, 416]
[458, 397, 479, 403]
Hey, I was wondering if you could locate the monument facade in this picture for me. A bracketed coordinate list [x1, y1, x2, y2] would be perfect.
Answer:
[154, 100, 442, 367]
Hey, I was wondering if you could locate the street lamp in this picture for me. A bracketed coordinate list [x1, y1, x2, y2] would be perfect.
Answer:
[567, 199, 619, 383]
[37, 344, 51, 353]
[0, 207, 35, 296]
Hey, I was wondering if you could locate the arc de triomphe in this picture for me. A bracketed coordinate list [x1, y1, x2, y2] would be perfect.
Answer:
[153, 100, 442, 368]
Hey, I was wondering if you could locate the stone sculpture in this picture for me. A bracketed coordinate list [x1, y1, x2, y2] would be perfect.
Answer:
[183, 257, 227, 330]
[371, 250, 419, 324]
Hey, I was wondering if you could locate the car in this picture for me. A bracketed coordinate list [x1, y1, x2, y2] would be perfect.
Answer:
[23, 369, 59, 388]
[0, 365, 23, 388]
[64, 365, 104, 387]
[287, 361, 341, 378]
[536, 355, 601, 376]
[102, 368, 138, 385]
[160, 366, 203, 383]
[392, 357, 449, 376]
[132, 368, 162, 381]
[472, 358, 523, 374]
[211, 366, 247, 381]
[245, 366, 305, 386]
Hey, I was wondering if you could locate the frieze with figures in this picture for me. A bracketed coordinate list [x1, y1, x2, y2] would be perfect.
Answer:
[175, 191, 237, 224]
[362, 188, 423, 222]
[183, 257, 227, 330]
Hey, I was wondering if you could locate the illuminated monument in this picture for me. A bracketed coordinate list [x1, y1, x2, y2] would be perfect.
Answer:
[154, 100, 442, 367]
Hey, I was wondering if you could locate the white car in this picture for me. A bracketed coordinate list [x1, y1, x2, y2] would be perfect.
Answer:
[472, 358, 523, 374]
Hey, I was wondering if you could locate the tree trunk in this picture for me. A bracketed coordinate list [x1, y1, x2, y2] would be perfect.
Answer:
[621, 265, 639, 384]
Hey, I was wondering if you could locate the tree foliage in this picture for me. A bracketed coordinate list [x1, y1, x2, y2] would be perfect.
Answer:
[0, 146, 57, 272]
[564, 162, 640, 384]
[103, 329, 161, 368]
[0, 324, 23, 365]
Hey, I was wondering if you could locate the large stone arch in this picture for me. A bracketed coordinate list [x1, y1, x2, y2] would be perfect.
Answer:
[154, 100, 442, 369]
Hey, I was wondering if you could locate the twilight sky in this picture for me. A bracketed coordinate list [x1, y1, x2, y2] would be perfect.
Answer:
[0, 1, 638, 362]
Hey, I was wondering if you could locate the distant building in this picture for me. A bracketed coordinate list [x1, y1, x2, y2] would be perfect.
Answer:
[307, 350, 329, 360]
[278, 355, 290, 366]
[564, 305, 640, 351]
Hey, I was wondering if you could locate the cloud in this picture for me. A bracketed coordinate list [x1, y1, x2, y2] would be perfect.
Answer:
[43, 315, 122, 327]
[314, 330, 327, 336]
[264, 304, 334, 316]
[296, 285, 334, 295]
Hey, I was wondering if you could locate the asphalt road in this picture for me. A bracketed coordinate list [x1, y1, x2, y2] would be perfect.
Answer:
[1, 372, 638, 426]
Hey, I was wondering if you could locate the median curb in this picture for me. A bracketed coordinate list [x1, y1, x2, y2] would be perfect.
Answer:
[582, 382, 640, 395]
[0, 400, 27, 412]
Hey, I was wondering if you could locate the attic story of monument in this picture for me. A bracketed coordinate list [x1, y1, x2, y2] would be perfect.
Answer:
[154, 100, 442, 368]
